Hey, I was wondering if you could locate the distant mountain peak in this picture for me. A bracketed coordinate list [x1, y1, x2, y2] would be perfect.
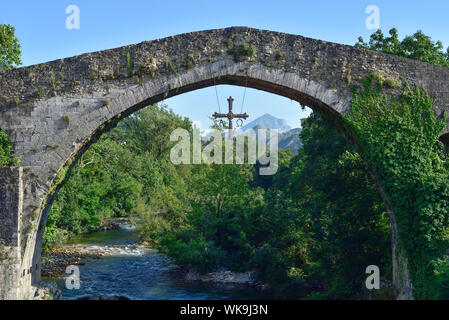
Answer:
[242, 113, 291, 133]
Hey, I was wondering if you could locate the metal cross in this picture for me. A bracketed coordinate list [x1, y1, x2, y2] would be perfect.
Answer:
[212, 96, 249, 130]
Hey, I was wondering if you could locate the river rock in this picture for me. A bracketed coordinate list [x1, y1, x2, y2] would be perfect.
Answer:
[185, 268, 255, 285]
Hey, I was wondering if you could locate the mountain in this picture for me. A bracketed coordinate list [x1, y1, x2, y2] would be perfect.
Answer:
[242, 119, 302, 154]
[242, 114, 291, 133]
[243, 126, 302, 155]
[278, 128, 302, 154]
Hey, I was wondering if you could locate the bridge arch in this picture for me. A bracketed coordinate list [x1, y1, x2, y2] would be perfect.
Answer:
[1, 26, 449, 299]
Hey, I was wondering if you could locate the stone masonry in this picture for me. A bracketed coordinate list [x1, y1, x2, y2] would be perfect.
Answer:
[0, 167, 22, 299]
[1, 27, 449, 299]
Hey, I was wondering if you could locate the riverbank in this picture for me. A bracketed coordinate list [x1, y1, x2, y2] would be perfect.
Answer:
[42, 244, 268, 291]
[42, 220, 122, 278]
[42, 219, 271, 300]
[41, 246, 104, 278]
[180, 268, 268, 291]
[43, 218, 266, 287]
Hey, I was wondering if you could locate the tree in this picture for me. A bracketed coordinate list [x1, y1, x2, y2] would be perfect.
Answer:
[0, 24, 21, 71]
[44, 104, 191, 248]
[356, 28, 449, 67]
[0, 25, 21, 165]
[248, 113, 391, 299]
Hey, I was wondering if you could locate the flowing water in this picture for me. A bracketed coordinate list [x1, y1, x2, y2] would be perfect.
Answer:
[47, 221, 269, 300]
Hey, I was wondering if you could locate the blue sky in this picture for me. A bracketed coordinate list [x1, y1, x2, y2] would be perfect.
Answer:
[2, 0, 448, 129]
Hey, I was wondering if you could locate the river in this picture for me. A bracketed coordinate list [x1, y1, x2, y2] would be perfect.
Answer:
[45, 221, 269, 300]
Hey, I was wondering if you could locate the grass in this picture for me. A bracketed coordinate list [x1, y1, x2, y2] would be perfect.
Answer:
[38, 88, 46, 98]
[225, 38, 233, 49]
[127, 52, 134, 77]
[184, 56, 195, 69]
[50, 72, 59, 91]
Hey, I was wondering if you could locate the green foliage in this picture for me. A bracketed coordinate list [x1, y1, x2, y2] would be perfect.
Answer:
[43, 104, 192, 248]
[0, 24, 21, 71]
[345, 76, 449, 298]
[38, 88, 46, 98]
[369, 71, 401, 89]
[275, 50, 285, 61]
[248, 113, 391, 299]
[384, 77, 401, 89]
[356, 28, 449, 67]
[225, 38, 233, 49]
[145, 158, 263, 273]
[165, 59, 178, 75]
[354, 28, 449, 298]
[44, 100, 393, 299]
[301, 114, 391, 298]
[135, 112, 392, 299]
[49, 71, 59, 91]
[228, 43, 257, 61]
[184, 56, 195, 69]
[0, 130, 19, 166]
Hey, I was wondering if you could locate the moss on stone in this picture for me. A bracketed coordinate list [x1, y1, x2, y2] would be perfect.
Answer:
[225, 38, 233, 49]
[384, 77, 402, 89]
[184, 56, 195, 69]
[126, 52, 134, 77]
[63, 116, 70, 127]
[275, 50, 285, 60]
[37, 88, 46, 99]
[165, 60, 178, 75]
[49, 72, 59, 91]
[227, 43, 257, 62]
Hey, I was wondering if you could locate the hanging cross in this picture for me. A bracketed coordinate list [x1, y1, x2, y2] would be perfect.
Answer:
[212, 96, 249, 130]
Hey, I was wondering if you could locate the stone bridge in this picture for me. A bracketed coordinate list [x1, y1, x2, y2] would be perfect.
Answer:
[1, 26, 449, 299]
